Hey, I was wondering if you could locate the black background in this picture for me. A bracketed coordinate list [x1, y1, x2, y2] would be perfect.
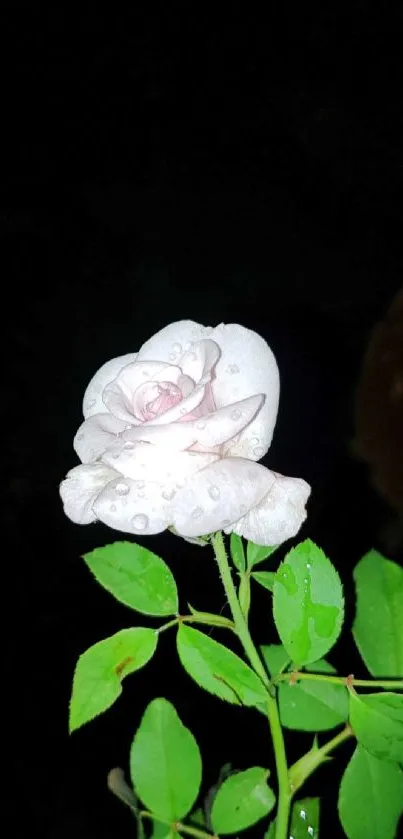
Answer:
[4, 3, 403, 837]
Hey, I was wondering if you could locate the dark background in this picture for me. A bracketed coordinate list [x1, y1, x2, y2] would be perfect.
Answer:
[4, 4, 403, 838]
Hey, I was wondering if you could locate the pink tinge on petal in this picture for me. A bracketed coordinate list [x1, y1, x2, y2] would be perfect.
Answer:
[142, 381, 183, 420]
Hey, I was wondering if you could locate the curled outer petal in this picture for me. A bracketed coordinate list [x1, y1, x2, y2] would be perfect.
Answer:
[59, 463, 118, 524]
[225, 472, 311, 545]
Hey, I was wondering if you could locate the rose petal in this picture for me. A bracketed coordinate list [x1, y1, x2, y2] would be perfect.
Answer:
[141, 382, 210, 425]
[208, 323, 280, 459]
[178, 339, 220, 384]
[59, 463, 118, 524]
[117, 394, 264, 452]
[102, 440, 218, 488]
[171, 457, 275, 537]
[226, 472, 311, 545]
[103, 360, 181, 423]
[136, 320, 209, 364]
[83, 353, 138, 418]
[93, 476, 172, 535]
[74, 413, 128, 463]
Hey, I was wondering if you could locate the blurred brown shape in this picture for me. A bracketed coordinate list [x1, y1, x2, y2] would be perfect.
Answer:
[353, 287, 403, 554]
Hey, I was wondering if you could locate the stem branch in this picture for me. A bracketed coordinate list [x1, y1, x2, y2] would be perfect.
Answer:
[275, 672, 403, 691]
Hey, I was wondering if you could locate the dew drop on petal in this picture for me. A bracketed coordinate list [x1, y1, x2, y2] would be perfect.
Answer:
[76, 432, 84, 441]
[208, 485, 220, 500]
[123, 441, 135, 450]
[191, 506, 204, 519]
[226, 364, 239, 374]
[87, 398, 96, 409]
[306, 562, 311, 569]
[115, 482, 130, 496]
[110, 504, 117, 512]
[162, 488, 176, 501]
[253, 446, 264, 457]
[112, 452, 120, 459]
[131, 513, 148, 531]
[172, 343, 182, 354]
[231, 409, 242, 420]
[169, 353, 176, 361]
[196, 420, 206, 430]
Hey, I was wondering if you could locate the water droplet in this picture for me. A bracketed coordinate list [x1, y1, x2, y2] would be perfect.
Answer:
[300, 809, 306, 820]
[191, 506, 204, 519]
[169, 353, 176, 361]
[115, 482, 129, 496]
[112, 452, 120, 459]
[277, 565, 298, 595]
[307, 827, 315, 837]
[110, 504, 117, 512]
[131, 513, 148, 530]
[208, 485, 220, 500]
[251, 437, 259, 446]
[123, 440, 135, 450]
[196, 420, 206, 430]
[231, 409, 241, 420]
[87, 398, 96, 409]
[172, 342, 182, 353]
[136, 481, 145, 489]
[227, 364, 239, 374]
[253, 445, 264, 457]
[162, 488, 176, 501]
[76, 432, 84, 441]
[184, 342, 192, 350]
[306, 562, 311, 569]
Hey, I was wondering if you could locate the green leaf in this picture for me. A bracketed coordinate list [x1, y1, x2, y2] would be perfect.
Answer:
[338, 745, 403, 839]
[247, 541, 279, 569]
[278, 660, 348, 732]
[261, 643, 290, 677]
[130, 698, 202, 822]
[177, 625, 268, 707]
[349, 691, 403, 763]
[70, 628, 157, 732]
[83, 541, 178, 616]
[251, 571, 276, 592]
[265, 796, 320, 838]
[211, 767, 275, 834]
[230, 533, 246, 572]
[273, 539, 344, 666]
[352, 550, 403, 677]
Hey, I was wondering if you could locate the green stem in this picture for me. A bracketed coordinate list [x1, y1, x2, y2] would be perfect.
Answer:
[289, 725, 353, 795]
[210, 532, 291, 839]
[140, 811, 218, 839]
[275, 672, 403, 691]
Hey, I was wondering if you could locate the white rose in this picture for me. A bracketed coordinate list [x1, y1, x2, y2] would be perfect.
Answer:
[60, 320, 310, 545]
